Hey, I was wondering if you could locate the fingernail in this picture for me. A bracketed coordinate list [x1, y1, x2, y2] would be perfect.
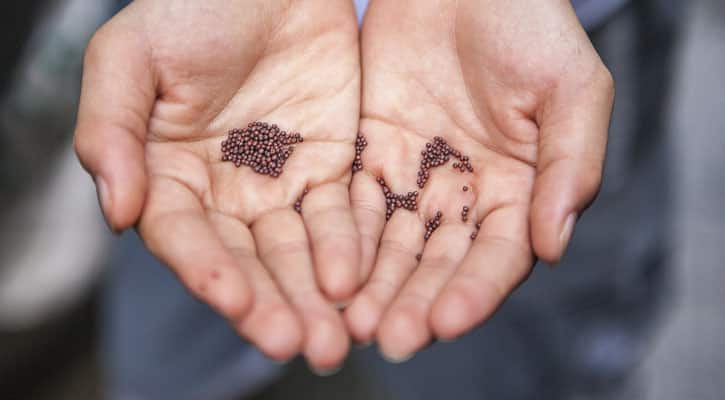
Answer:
[379, 348, 414, 364]
[95, 176, 118, 234]
[556, 212, 577, 265]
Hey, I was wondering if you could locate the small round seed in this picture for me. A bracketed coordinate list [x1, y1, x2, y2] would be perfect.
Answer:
[352, 133, 368, 173]
[221, 121, 303, 178]
[416, 136, 474, 189]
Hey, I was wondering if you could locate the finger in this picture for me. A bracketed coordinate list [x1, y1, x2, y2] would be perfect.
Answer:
[208, 211, 304, 362]
[138, 176, 253, 322]
[301, 181, 360, 303]
[344, 210, 425, 346]
[350, 171, 387, 283]
[74, 23, 155, 232]
[252, 209, 349, 372]
[376, 222, 472, 361]
[531, 65, 614, 264]
[430, 205, 534, 340]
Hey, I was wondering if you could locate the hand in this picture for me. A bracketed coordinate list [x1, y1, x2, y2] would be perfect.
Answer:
[74, 0, 361, 371]
[346, 0, 614, 360]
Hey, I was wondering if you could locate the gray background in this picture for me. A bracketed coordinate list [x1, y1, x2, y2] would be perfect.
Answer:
[641, 0, 725, 397]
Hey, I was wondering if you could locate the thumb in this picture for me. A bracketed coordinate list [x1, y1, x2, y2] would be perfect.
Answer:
[530, 64, 614, 264]
[74, 22, 155, 232]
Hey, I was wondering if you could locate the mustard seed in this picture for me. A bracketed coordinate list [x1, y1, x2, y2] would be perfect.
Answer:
[220, 121, 303, 177]
[377, 177, 419, 221]
[417, 136, 473, 188]
[424, 211, 443, 241]
[352, 133, 368, 173]
[461, 206, 470, 222]
[294, 188, 309, 214]
[471, 222, 481, 240]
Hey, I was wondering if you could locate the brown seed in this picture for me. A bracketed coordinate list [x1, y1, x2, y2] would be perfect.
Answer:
[471, 221, 482, 240]
[461, 206, 470, 223]
[463, 186, 469, 192]
[377, 178, 419, 220]
[416, 136, 474, 189]
[424, 211, 443, 241]
[294, 188, 309, 214]
[221, 121, 303, 178]
[415, 253, 422, 261]
[352, 132, 368, 173]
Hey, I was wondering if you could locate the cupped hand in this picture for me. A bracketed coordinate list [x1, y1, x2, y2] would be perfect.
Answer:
[346, 0, 614, 361]
[74, 0, 361, 371]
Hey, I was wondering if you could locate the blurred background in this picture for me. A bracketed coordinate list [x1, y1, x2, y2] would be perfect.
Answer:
[0, 0, 723, 399]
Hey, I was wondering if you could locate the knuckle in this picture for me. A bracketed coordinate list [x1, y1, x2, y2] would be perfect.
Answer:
[72, 132, 99, 173]
[400, 288, 433, 306]
[72, 133, 90, 160]
[419, 254, 458, 273]
[421, 251, 458, 267]
[600, 63, 615, 85]
[455, 271, 506, 302]
[378, 239, 418, 261]
[83, 28, 109, 67]
[352, 199, 386, 221]
[367, 277, 398, 297]
[260, 239, 309, 260]
[314, 232, 358, 254]
[227, 246, 257, 260]
[304, 205, 350, 222]
[579, 162, 604, 200]
[360, 231, 381, 250]
[594, 63, 615, 97]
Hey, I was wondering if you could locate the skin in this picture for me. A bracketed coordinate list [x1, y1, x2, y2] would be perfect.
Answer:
[346, 0, 614, 361]
[74, 0, 361, 371]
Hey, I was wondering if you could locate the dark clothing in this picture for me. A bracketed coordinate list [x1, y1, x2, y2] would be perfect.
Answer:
[0, 1, 46, 95]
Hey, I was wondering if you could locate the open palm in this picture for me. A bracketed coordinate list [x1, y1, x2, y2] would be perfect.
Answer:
[346, 0, 614, 360]
[75, 0, 360, 370]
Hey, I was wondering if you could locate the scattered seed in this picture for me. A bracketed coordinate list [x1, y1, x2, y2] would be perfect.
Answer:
[417, 136, 473, 188]
[415, 253, 422, 261]
[462, 186, 469, 192]
[461, 205, 470, 222]
[471, 222, 481, 241]
[352, 133, 368, 173]
[377, 177, 419, 220]
[221, 121, 303, 177]
[424, 211, 443, 241]
[294, 188, 309, 214]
